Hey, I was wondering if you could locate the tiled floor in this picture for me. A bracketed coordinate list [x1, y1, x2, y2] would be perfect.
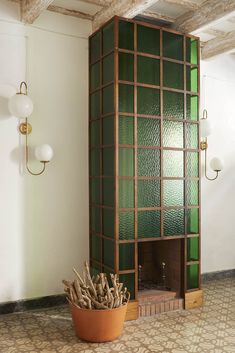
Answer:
[0, 277, 234, 353]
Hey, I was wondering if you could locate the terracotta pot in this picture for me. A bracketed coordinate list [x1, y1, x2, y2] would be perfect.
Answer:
[69, 302, 127, 342]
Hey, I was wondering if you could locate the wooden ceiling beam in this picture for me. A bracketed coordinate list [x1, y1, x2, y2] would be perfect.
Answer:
[79, 0, 112, 6]
[142, 10, 175, 23]
[164, 0, 199, 11]
[47, 5, 93, 21]
[21, 0, 54, 24]
[202, 30, 235, 59]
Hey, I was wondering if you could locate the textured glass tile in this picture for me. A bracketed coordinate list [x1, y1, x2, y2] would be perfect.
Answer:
[91, 234, 101, 262]
[138, 148, 160, 177]
[119, 20, 134, 50]
[119, 243, 135, 270]
[137, 118, 160, 146]
[138, 211, 161, 238]
[103, 238, 114, 268]
[187, 208, 199, 234]
[137, 25, 160, 55]
[119, 148, 134, 177]
[138, 180, 160, 207]
[103, 208, 114, 238]
[163, 120, 183, 148]
[137, 87, 160, 116]
[90, 120, 100, 147]
[103, 85, 114, 114]
[103, 54, 114, 84]
[163, 180, 184, 207]
[119, 116, 134, 145]
[187, 180, 199, 206]
[186, 38, 198, 65]
[186, 123, 198, 149]
[90, 62, 100, 91]
[90, 31, 101, 63]
[119, 273, 135, 299]
[91, 148, 100, 176]
[137, 56, 160, 86]
[163, 91, 184, 119]
[187, 237, 199, 262]
[187, 152, 199, 177]
[187, 95, 198, 121]
[103, 20, 114, 55]
[163, 31, 183, 61]
[187, 264, 199, 289]
[103, 147, 114, 176]
[186, 67, 198, 93]
[91, 207, 101, 233]
[119, 211, 135, 240]
[91, 178, 101, 204]
[103, 178, 114, 207]
[119, 179, 134, 208]
[163, 61, 184, 90]
[119, 52, 134, 82]
[163, 150, 184, 177]
[103, 116, 114, 145]
[119, 84, 134, 113]
[164, 209, 184, 236]
[90, 91, 100, 120]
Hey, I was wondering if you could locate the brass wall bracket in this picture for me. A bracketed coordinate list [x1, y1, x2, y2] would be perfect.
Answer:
[19, 122, 32, 135]
[200, 141, 208, 150]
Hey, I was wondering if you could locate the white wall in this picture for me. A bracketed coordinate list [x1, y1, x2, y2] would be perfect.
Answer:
[0, 0, 91, 303]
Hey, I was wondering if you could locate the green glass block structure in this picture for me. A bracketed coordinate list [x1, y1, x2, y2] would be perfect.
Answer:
[89, 17, 200, 300]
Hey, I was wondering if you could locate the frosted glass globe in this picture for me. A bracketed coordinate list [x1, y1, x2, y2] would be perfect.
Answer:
[200, 119, 212, 138]
[210, 157, 224, 172]
[8, 93, 34, 118]
[35, 144, 53, 162]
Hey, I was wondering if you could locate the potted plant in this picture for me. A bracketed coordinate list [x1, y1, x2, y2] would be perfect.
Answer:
[63, 262, 130, 342]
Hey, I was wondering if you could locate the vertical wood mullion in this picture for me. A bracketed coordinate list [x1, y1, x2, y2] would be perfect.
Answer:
[160, 29, 164, 238]
[100, 29, 103, 272]
[183, 35, 187, 294]
[197, 38, 201, 290]
[134, 22, 138, 299]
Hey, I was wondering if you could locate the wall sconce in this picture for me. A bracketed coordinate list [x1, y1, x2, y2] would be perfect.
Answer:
[200, 109, 223, 181]
[8, 82, 53, 176]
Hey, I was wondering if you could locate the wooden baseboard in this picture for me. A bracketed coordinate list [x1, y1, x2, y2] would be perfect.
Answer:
[125, 300, 139, 321]
[185, 290, 203, 310]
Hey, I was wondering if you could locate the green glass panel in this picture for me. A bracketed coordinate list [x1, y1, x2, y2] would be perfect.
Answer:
[91, 234, 101, 262]
[186, 95, 198, 121]
[91, 262, 101, 277]
[187, 152, 199, 177]
[91, 207, 101, 233]
[119, 179, 134, 208]
[119, 211, 135, 240]
[137, 25, 160, 55]
[103, 208, 114, 238]
[119, 116, 134, 145]
[119, 148, 134, 177]
[119, 273, 135, 299]
[186, 38, 198, 65]
[163, 150, 184, 177]
[187, 237, 199, 261]
[90, 62, 100, 91]
[103, 20, 114, 55]
[138, 210, 160, 238]
[103, 85, 114, 114]
[138, 180, 160, 207]
[138, 148, 160, 177]
[91, 178, 101, 204]
[119, 20, 134, 50]
[90, 31, 101, 63]
[163, 180, 184, 207]
[103, 54, 114, 84]
[137, 87, 160, 116]
[187, 264, 199, 289]
[103, 147, 114, 176]
[163, 61, 184, 90]
[103, 178, 114, 207]
[164, 209, 184, 236]
[186, 67, 198, 93]
[163, 91, 184, 119]
[119, 243, 135, 270]
[187, 208, 199, 234]
[103, 116, 114, 145]
[91, 148, 100, 176]
[103, 238, 114, 268]
[90, 120, 100, 147]
[90, 91, 100, 120]
[137, 118, 160, 146]
[186, 123, 198, 149]
[187, 180, 199, 206]
[119, 53, 134, 82]
[137, 56, 160, 86]
[163, 120, 183, 148]
[119, 84, 134, 113]
[163, 31, 183, 61]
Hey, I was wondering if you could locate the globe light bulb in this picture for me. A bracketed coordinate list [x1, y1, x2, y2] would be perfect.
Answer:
[200, 118, 213, 138]
[8, 93, 33, 118]
[210, 157, 224, 172]
[35, 144, 53, 162]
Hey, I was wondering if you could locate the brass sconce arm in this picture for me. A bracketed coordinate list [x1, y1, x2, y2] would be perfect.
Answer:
[204, 145, 219, 181]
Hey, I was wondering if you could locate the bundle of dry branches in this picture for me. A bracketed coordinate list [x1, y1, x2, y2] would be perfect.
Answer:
[63, 262, 130, 310]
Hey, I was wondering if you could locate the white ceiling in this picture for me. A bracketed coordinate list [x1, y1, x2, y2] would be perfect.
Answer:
[52, 0, 102, 15]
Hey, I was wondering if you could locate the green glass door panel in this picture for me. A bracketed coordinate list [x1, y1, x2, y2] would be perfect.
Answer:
[103, 178, 114, 207]
[119, 273, 135, 299]
[90, 91, 100, 120]
[186, 38, 198, 65]
[138, 180, 160, 207]
[186, 67, 198, 93]
[187, 152, 199, 177]
[119, 53, 134, 82]
[163, 120, 183, 148]
[91, 262, 101, 277]
[103, 238, 114, 268]
[103, 85, 114, 114]
[187, 208, 199, 234]
[164, 209, 184, 236]
[119, 211, 135, 240]
[138, 211, 161, 238]
[187, 237, 199, 261]
[103, 116, 114, 145]
[90, 120, 100, 147]
[103, 20, 114, 55]
[91, 234, 101, 262]
[90, 62, 100, 91]
[91, 148, 100, 176]
[163, 61, 184, 90]
[163, 31, 183, 61]
[119, 179, 134, 208]
[119, 116, 134, 145]
[91, 207, 101, 233]
[187, 180, 199, 206]
[103, 209, 114, 238]
[137, 118, 160, 146]
[163, 91, 184, 119]
[138, 149, 160, 177]
[91, 178, 101, 204]
[119, 84, 134, 113]
[119, 243, 135, 270]
[137, 87, 160, 116]
[137, 56, 160, 86]
[186, 123, 198, 149]
[103, 147, 114, 176]
[187, 264, 199, 289]
[163, 150, 184, 177]
[119, 20, 134, 50]
[137, 25, 160, 55]
[119, 148, 134, 177]
[90, 31, 101, 63]
[163, 180, 184, 207]
[186, 95, 198, 120]
[103, 54, 114, 84]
